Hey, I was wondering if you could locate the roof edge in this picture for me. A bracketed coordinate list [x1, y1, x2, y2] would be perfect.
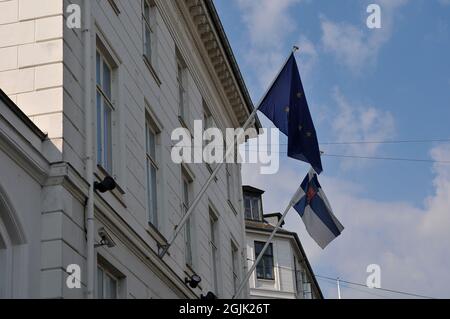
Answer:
[0, 89, 47, 141]
[203, 0, 261, 130]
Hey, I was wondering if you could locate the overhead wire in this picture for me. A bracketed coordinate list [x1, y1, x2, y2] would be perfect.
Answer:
[315, 275, 437, 299]
[245, 257, 438, 299]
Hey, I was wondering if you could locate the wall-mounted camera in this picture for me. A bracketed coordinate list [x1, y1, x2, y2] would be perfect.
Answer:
[94, 176, 117, 193]
[95, 227, 116, 248]
[185, 274, 202, 289]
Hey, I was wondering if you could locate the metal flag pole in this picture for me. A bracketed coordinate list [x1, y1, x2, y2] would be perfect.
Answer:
[233, 182, 306, 299]
[159, 46, 299, 259]
[337, 278, 342, 299]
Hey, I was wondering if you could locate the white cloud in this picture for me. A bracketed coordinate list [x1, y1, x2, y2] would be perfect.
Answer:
[234, 0, 317, 91]
[296, 35, 318, 79]
[326, 87, 396, 169]
[235, 0, 301, 46]
[321, 19, 373, 72]
[243, 143, 450, 298]
[321, 0, 409, 72]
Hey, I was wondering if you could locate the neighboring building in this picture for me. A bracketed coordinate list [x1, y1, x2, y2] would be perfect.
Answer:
[0, 89, 51, 298]
[0, 0, 259, 299]
[244, 186, 323, 299]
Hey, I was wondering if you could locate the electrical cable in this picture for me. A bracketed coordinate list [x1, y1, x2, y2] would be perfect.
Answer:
[245, 257, 438, 299]
[315, 274, 437, 299]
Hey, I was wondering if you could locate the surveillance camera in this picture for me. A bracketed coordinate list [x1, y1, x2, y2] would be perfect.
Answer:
[185, 274, 202, 289]
[94, 176, 117, 193]
[97, 227, 116, 248]
[201, 291, 218, 300]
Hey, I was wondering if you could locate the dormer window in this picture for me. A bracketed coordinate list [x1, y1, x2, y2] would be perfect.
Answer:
[243, 186, 265, 221]
[244, 194, 262, 221]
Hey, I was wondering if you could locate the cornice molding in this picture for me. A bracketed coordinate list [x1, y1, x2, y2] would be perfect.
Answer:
[0, 114, 49, 185]
[182, 0, 251, 126]
[174, 0, 260, 129]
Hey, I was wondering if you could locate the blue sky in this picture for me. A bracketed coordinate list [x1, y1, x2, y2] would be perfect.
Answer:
[214, 0, 450, 298]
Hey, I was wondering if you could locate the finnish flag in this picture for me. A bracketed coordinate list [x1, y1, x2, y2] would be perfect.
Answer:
[293, 170, 344, 249]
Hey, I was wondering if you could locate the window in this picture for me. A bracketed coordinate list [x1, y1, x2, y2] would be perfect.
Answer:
[302, 270, 312, 299]
[143, 0, 155, 63]
[182, 171, 193, 267]
[203, 102, 214, 134]
[96, 49, 114, 173]
[255, 241, 274, 280]
[231, 242, 239, 294]
[203, 101, 215, 169]
[146, 116, 159, 228]
[177, 55, 188, 123]
[294, 257, 303, 297]
[209, 213, 219, 294]
[226, 163, 233, 201]
[244, 195, 262, 221]
[225, 140, 240, 212]
[97, 265, 118, 299]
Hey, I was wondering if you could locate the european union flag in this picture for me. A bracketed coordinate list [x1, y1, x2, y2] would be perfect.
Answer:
[259, 54, 323, 174]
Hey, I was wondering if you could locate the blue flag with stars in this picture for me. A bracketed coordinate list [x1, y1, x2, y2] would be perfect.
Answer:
[259, 54, 323, 174]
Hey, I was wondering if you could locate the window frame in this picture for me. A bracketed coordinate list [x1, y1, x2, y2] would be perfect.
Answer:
[142, 0, 155, 63]
[96, 49, 115, 174]
[145, 115, 160, 228]
[202, 102, 220, 179]
[226, 162, 233, 201]
[231, 241, 240, 294]
[293, 256, 303, 297]
[176, 55, 188, 124]
[224, 139, 240, 214]
[244, 194, 262, 221]
[203, 102, 213, 161]
[182, 169, 193, 268]
[96, 265, 118, 299]
[302, 269, 313, 299]
[203, 103, 214, 134]
[209, 212, 219, 295]
[254, 241, 275, 280]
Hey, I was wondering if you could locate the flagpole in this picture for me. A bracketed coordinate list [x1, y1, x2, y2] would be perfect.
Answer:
[232, 183, 305, 299]
[337, 278, 342, 299]
[158, 46, 300, 259]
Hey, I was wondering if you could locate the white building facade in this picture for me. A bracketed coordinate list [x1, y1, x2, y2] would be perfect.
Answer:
[243, 186, 323, 299]
[0, 0, 259, 299]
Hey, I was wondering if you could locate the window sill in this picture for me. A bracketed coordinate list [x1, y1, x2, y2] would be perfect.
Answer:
[227, 200, 239, 216]
[95, 165, 127, 208]
[108, 0, 121, 15]
[257, 277, 275, 282]
[143, 55, 162, 86]
[178, 115, 191, 131]
[146, 223, 168, 252]
[178, 116, 194, 140]
[245, 217, 263, 222]
[185, 264, 195, 275]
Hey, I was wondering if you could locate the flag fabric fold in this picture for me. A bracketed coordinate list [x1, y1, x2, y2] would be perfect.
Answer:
[293, 170, 344, 249]
[258, 54, 323, 174]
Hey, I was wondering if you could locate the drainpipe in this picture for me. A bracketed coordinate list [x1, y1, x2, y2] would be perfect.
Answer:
[83, 0, 95, 299]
